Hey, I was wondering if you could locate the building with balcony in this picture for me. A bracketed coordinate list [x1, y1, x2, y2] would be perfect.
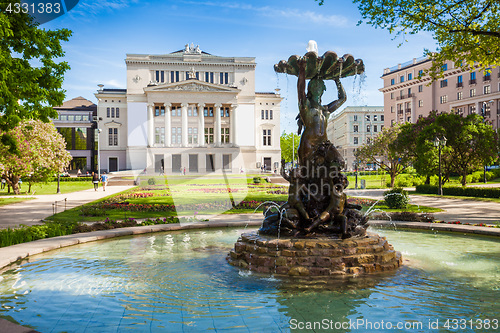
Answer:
[94, 44, 281, 174]
[327, 106, 384, 171]
[380, 57, 500, 129]
[53, 96, 97, 172]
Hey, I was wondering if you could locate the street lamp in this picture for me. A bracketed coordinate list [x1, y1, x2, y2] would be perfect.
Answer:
[433, 136, 447, 195]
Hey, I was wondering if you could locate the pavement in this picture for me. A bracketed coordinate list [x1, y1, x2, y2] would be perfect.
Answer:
[0, 184, 133, 229]
[345, 188, 500, 225]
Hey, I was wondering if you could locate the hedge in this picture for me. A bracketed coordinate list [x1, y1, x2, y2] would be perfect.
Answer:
[415, 185, 500, 198]
[51, 177, 92, 182]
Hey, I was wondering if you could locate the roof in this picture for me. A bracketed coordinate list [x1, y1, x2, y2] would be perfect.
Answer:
[54, 96, 96, 111]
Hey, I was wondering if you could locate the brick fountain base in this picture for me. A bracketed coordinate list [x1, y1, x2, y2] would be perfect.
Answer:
[227, 232, 402, 277]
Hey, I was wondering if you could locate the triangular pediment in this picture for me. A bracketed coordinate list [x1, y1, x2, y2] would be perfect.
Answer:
[144, 80, 239, 93]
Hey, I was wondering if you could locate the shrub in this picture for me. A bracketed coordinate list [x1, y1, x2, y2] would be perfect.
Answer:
[52, 177, 92, 182]
[252, 177, 261, 184]
[147, 178, 156, 185]
[384, 187, 409, 209]
[80, 205, 108, 217]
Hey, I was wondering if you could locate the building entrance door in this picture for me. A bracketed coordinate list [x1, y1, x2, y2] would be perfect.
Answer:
[109, 157, 118, 172]
[172, 154, 182, 173]
[263, 157, 271, 171]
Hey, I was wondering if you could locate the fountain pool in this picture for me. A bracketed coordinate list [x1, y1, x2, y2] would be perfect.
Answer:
[0, 227, 499, 332]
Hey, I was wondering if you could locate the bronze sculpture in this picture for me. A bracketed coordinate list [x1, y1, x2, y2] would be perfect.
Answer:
[260, 48, 368, 239]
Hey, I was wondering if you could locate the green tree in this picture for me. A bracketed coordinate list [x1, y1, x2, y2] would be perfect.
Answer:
[356, 125, 412, 187]
[434, 113, 498, 186]
[0, 120, 72, 194]
[280, 131, 300, 163]
[0, 1, 71, 147]
[317, 0, 500, 80]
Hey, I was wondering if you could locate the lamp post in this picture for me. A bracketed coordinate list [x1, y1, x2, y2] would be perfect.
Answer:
[433, 136, 447, 196]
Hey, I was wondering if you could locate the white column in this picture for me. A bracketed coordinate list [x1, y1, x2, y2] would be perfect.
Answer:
[215, 103, 222, 146]
[164, 103, 171, 147]
[198, 103, 205, 147]
[181, 103, 188, 147]
[230, 104, 238, 146]
[147, 103, 154, 147]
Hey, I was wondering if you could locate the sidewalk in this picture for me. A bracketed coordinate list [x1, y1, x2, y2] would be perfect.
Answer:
[345, 188, 500, 225]
[0, 185, 133, 229]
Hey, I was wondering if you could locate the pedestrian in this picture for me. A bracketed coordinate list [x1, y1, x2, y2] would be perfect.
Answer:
[100, 172, 109, 191]
[1, 178, 5, 190]
[183, 167, 186, 175]
[18, 178, 22, 189]
[77, 169, 82, 176]
[92, 172, 99, 191]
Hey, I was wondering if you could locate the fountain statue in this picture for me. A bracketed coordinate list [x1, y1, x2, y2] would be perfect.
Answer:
[228, 42, 401, 277]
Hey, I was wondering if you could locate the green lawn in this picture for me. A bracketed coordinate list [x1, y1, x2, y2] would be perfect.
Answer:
[0, 181, 94, 196]
[411, 192, 500, 203]
[0, 197, 34, 206]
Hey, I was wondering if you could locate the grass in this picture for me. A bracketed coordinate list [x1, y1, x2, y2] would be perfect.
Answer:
[411, 192, 500, 203]
[0, 181, 94, 196]
[0, 197, 34, 206]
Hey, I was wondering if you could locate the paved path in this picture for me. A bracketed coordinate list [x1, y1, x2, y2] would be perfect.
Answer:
[0, 185, 133, 229]
[345, 188, 500, 225]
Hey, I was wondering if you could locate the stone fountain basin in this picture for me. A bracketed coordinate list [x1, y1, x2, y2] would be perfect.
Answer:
[227, 231, 401, 278]
[273, 51, 364, 79]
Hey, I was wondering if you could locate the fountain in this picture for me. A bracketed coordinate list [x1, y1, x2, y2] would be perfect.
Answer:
[227, 42, 402, 277]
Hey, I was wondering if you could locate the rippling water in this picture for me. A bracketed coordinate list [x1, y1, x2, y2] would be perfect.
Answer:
[0, 228, 499, 332]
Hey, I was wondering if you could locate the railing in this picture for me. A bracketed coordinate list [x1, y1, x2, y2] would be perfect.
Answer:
[405, 109, 412, 114]
[469, 79, 477, 84]
[396, 93, 415, 100]
[456, 82, 463, 88]
[483, 75, 491, 82]
[52, 198, 67, 215]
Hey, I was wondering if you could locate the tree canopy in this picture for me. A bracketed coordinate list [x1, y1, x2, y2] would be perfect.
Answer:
[0, 1, 71, 148]
[0, 120, 71, 194]
[280, 131, 300, 163]
[317, 0, 500, 80]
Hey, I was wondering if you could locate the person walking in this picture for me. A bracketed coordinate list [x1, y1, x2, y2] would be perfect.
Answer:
[100, 172, 109, 191]
[92, 172, 99, 191]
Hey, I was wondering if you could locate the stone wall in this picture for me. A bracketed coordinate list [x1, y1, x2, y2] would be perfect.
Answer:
[227, 232, 402, 277]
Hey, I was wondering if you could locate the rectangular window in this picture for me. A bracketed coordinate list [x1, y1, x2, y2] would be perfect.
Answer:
[442, 64, 448, 71]
[440, 79, 448, 88]
[171, 127, 176, 144]
[440, 95, 447, 104]
[155, 71, 160, 82]
[108, 128, 118, 146]
[374, 125, 378, 132]
[155, 106, 160, 117]
[116, 107, 120, 118]
[261, 110, 264, 119]
[205, 127, 214, 144]
[269, 110, 273, 120]
[354, 137, 358, 145]
[419, 100, 423, 107]
[373, 115, 378, 121]
[390, 78, 395, 85]
[408, 88, 412, 95]
[176, 71, 180, 82]
[366, 115, 370, 121]
[263, 129, 271, 146]
[390, 106, 394, 113]
[210, 72, 214, 83]
[353, 125, 358, 132]
[188, 127, 193, 144]
[457, 91, 463, 100]
[381, 115, 384, 121]
[457, 75, 463, 83]
[225, 72, 229, 84]
[106, 107, 110, 118]
[205, 72, 209, 83]
[155, 127, 165, 144]
[353, 115, 358, 121]
[160, 71, 164, 83]
[418, 84, 423, 92]
[400, 75, 404, 83]
[470, 89, 476, 97]
[470, 72, 476, 84]
[265, 110, 269, 119]
[209, 107, 213, 117]
[408, 73, 412, 80]
[177, 127, 181, 145]
[484, 85, 491, 94]
[418, 70, 423, 77]
[171, 71, 175, 83]
[221, 128, 230, 143]
[220, 72, 223, 84]
[366, 125, 371, 132]
[390, 92, 394, 99]
[188, 107, 192, 117]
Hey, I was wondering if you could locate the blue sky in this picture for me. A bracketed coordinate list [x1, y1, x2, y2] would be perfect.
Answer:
[44, 0, 436, 133]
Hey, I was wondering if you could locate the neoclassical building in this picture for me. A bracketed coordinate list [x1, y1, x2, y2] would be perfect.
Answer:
[95, 45, 281, 174]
